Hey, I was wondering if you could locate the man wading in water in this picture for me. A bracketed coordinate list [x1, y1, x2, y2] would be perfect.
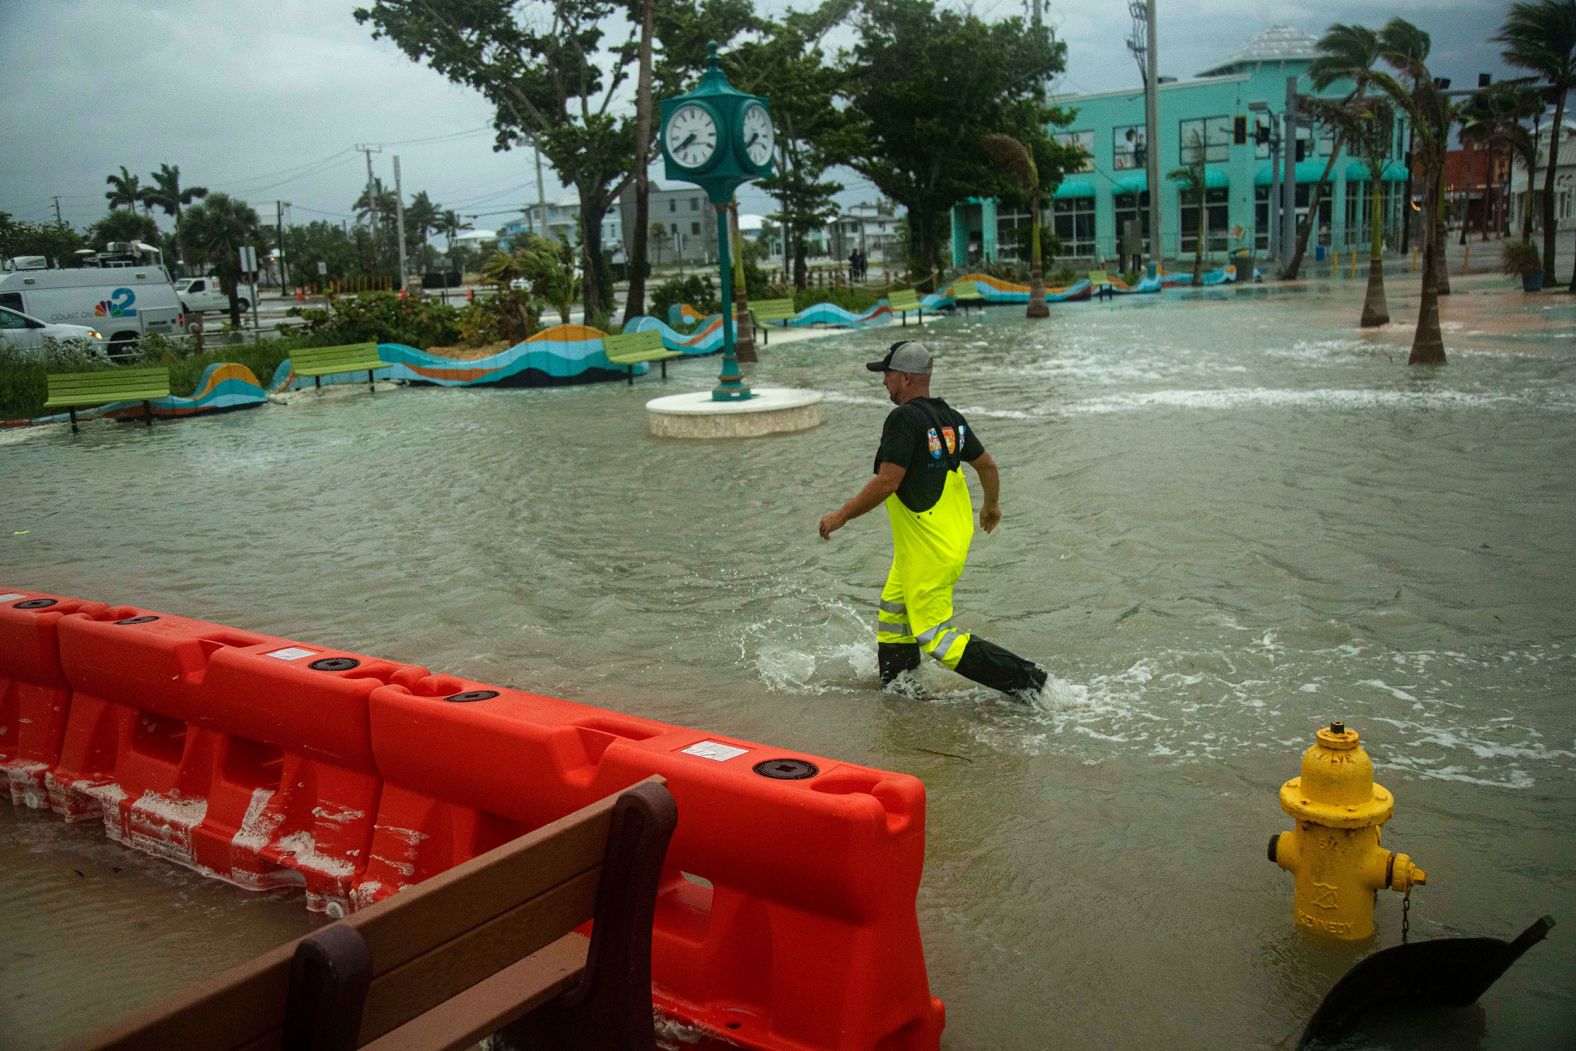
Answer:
[818, 340, 1048, 700]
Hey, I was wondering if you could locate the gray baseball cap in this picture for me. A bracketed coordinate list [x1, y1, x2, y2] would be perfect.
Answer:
[866, 340, 933, 374]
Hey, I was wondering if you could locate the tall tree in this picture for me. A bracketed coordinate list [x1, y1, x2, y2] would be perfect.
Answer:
[1308, 94, 1395, 325]
[840, 0, 1071, 282]
[143, 163, 208, 220]
[403, 190, 441, 256]
[1495, 0, 1576, 288]
[981, 134, 1050, 316]
[89, 210, 161, 252]
[179, 193, 268, 326]
[1370, 19, 1451, 364]
[438, 209, 472, 254]
[1283, 23, 1381, 280]
[358, 0, 641, 322]
[1167, 131, 1209, 287]
[104, 166, 143, 211]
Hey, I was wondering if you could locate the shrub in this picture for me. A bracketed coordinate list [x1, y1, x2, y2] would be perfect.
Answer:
[0, 340, 113, 420]
[289, 291, 461, 347]
[649, 275, 719, 324]
[1501, 240, 1542, 278]
[791, 285, 881, 313]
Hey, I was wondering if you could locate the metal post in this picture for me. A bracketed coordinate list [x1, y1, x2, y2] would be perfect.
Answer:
[1143, 0, 1162, 267]
[711, 201, 750, 401]
[533, 139, 549, 241]
[393, 156, 409, 293]
[1269, 121, 1282, 260]
[276, 201, 288, 295]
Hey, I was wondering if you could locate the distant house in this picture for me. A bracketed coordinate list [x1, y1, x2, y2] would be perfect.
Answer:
[953, 25, 1412, 266]
[1508, 119, 1576, 236]
[498, 202, 621, 254]
[619, 182, 719, 266]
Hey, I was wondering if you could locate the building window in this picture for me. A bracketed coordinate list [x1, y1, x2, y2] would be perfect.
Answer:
[690, 221, 700, 235]
[691, 198, 699, 211]
[995, 209, 1034, 260]
[1254, 187, 1271, 250]
[1053, 130, 1095, 173]
[1052, 198, 1096, 257]
[1179, 187, 1230, 254]
[1114, 126, 1147, 171]
[1178, 116, 1231, 164]
[669, 199, 676, 213]
[1113, 191, 1151, 252]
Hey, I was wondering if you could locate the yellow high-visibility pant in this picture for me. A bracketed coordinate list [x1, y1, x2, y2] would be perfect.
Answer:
[875, 467, 974, 669]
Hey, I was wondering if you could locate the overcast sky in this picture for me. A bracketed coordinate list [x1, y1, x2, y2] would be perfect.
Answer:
[0, 0, 1522, 238]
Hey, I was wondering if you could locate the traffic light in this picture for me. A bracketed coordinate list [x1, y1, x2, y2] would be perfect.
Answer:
[1295, 139, 1306, 162]
[1255, 122, 1270, 146]
[1233, 116, 1247, 145]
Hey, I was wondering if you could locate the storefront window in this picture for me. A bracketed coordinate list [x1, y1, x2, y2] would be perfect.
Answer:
[1179, 188, 1230, 254]
[1113, 192, 1150, 253]
[1114, 126, 1147, 171]
[1052, 198, 1096, 257]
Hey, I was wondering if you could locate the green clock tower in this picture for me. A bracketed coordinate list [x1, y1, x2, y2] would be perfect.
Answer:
[659, 42, 775, 401]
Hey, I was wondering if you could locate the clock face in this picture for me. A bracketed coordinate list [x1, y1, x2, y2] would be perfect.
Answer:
[665, 103, 719, 170]
[739, 103, 774, 168]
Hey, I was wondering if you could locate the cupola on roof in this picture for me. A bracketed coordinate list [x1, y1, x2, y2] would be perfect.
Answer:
[1197, 24, 1320, 77]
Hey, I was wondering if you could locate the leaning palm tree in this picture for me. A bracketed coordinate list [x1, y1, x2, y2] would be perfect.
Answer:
[143, 163, 208, 220]
[104, 166, 143, 211]
[1312, 96, 1395, 326]
[1283, 24, 1382, 280]
[437, 209, 472, 255]
[1494, 0, 1576, 286]
[1167, 131, 1209, 287]
[1370, 18, 1451, 364]
[978, 134, 1049, 318]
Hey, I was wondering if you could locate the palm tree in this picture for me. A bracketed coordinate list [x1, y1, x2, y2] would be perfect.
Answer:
[1369, 18, 1451, 364]
[142, 163, 208, 220]
[437, 209, 472, 255]
[1167, 131, 1209, 287]
[979, 134, 1049, 318]
[1494, 0, 1576, 286]
[403, 191, 440, 257]
[1311, 95, 1395, 326]
[1283, 24, 1381, 280]
[104, 166, 143, 211]
[178, 193, 267, 326]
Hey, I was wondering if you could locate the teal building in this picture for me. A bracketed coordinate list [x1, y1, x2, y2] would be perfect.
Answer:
[951, 26, 1410, 267]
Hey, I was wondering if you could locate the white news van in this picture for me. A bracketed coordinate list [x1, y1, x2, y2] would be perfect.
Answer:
[0, 242, 185, 359]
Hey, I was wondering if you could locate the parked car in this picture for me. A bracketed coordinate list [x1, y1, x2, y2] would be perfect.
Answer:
[176, 276, 255, 314]
[0, 304, 107, 358]
[0, 249, 184, 360]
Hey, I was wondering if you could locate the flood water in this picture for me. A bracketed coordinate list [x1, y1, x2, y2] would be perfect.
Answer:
[3, 273, 1574, 1049]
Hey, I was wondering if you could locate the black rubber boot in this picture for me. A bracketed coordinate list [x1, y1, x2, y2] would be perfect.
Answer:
[878, 642, 922, 684]
[952, 637, 1048, 700]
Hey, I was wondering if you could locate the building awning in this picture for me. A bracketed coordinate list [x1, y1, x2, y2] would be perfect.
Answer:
[1253, 159, 1340, 185]
[1114, 171, 1147, 193]
[1204, 167, 1230, 189]
[1052, 178, 1096, 199]
[1382, 160, 1409, 182]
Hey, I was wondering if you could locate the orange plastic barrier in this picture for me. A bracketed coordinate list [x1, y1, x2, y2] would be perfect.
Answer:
[0, 591, 946, 1049]
[363, 673, 944, 1050]
[0, 589, 107, 807]
[49, 603, 428, 913]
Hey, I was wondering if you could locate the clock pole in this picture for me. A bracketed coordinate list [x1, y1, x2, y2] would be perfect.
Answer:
[713, 199, 749, 399]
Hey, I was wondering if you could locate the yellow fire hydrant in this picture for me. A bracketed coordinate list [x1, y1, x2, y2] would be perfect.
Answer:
[1268, 722, 1426, 940]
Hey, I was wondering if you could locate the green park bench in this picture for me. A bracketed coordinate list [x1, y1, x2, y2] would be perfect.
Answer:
[291, 342, 392, 394]
[888, 289, 924, 327]
[750, 297, 798, 345]
[1088, 269, 1114, 301]
[72, 778, 677, 1051]
[949, 280, 984, 312]
[44, 367, 171, 433]
[603, 329, 683, 385]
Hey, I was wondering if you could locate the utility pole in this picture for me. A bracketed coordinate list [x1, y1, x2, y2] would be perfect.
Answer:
[1282, 76, 1299, 277]
[275, 201, 290, 295]
[51, 196, 64, 227]
[355, 143, 383, 254]
[393, 155, 409, 292]
[533, 138, 549, 240]
[1143, 0, 1162, 268]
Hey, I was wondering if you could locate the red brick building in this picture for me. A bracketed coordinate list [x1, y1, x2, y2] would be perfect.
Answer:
[1444, 140, 1512, 236]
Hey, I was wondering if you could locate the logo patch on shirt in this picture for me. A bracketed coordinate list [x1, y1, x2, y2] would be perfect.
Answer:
[942, 426, 956, 454]
[927, 428, 942, 459]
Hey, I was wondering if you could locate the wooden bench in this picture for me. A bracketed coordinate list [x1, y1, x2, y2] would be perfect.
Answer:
[750, 297, 798, 345]
[888, 289, 924, 327]
[43, 367, 171, 432]
[1088, 269, 1114, 301]
[603, 329, 683, 385]
[290, 342, 391, 394]
[949, 280, 984, 312]
[72, 778, 677, 1051]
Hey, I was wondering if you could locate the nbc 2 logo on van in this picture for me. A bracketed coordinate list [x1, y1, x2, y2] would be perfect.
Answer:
[93, 288, 138, 318]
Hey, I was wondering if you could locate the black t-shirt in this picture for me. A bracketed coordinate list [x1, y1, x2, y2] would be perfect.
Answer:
[874, 397, 985, 512]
